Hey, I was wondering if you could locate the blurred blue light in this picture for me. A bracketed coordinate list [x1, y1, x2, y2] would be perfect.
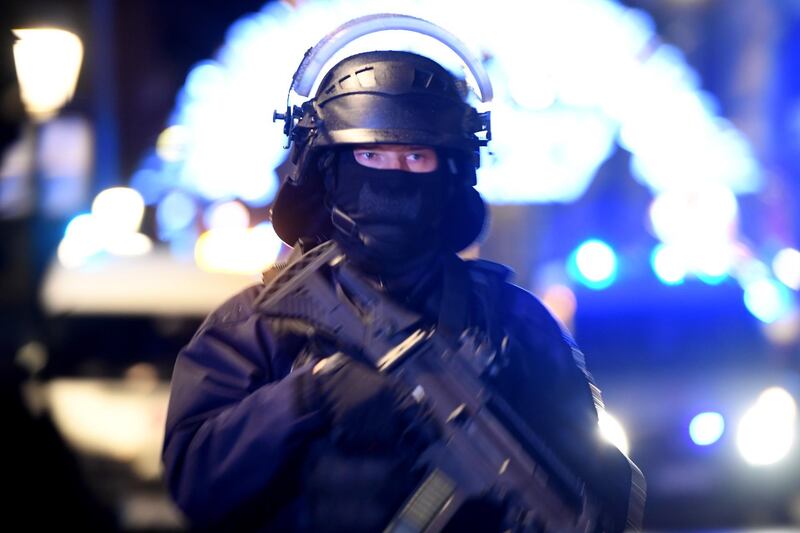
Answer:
[168, 229, 199, 260]
[156, 190, 197, 239]
[696, 271, 729, 286]
[689, 412, 725, 446]
[130, 167, 172, 206]
[568, 239, 618, 290]
[184, 61, 226, 102]
[743, 278, 794, 324]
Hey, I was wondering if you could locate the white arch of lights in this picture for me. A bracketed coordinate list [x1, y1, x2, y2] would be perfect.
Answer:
[134, 0, 761, 208]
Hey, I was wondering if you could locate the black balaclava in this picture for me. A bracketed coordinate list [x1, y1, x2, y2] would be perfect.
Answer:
[323, 149, 454, 303]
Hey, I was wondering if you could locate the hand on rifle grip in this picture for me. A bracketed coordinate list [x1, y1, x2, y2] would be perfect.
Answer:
[302, 352, 440, 453]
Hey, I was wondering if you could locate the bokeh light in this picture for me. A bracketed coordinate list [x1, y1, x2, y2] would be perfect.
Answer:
[736, 387, 797, 466]
[104, 233, 153, 257]
[651, 243, 687, 285]
[204, 200, 250, 231]
[156, 190, 198, 237]
[689, 412, 725, 446]
[12, 28, 83, 121]
[58, 187, 151, 267]
[743, 278, 794, 324]
[194, 222, 283, 274]
[91, 187, 146, 235]
[773, 248, 800, 291]
[568, 239, 618, 290]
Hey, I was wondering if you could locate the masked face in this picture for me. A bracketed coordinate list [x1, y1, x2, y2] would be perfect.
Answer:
[324, 145, 453, 272]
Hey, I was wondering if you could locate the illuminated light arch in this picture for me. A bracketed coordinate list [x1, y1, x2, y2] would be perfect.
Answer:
[138, 0, 761, 209]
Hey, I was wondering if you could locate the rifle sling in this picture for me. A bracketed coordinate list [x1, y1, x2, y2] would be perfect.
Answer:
[436, 255, 473, 346]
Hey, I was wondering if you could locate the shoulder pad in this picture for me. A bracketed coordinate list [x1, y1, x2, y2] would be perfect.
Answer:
[198, 284, 261, 331]
[465, 259, 515, 283]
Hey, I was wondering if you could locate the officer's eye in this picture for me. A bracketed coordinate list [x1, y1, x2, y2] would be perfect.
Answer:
[404, 149, 438, 172]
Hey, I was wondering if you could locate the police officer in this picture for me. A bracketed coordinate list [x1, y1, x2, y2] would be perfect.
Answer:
[162, 22, 642, 533]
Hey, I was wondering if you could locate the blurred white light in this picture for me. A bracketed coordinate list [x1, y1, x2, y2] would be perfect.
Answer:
[735, 257, 771, 287]
[58, 188, 152, 266]
[13, 28, 83, 121]
[570, 239, 618, 289]
[46, 378, 169, 479]
[689, 412, 725, 446]
[64, 212, 94, 239]
[737, 387, 796, 466]
[773, 248, 800, 290]
[476, 106, 617, 203]
[598, 409, 630, 455]
[204, 200, 250, 231]
[250, 221, 285, 260]
[760, 387, 798, 416]
[57, 234, 101, 268]
[58, 213, 105, 267]
[195, 222, 282, 274]
[743, 278, 794, 324]
[623, 55, 760, 195]
[506, 63, 557, 110]
[237, 169, 280, 206]
[694, 245, 734, 280]
[576, 241, 617, 282]
[92, 187, 145, 235]
[648, 186, 738, 248]
[651, 243, 686, 285]
[105, 233, 153, 257]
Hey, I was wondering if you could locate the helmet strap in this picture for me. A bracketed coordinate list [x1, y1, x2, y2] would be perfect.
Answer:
[330, 206, 359, 239]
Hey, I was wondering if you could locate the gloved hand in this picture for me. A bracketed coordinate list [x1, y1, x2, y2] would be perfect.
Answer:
[295, 353, 439, 532]
[298, 352, 438, 453]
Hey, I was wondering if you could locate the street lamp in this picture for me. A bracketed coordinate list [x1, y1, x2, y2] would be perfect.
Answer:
[13, 28, 84, 123]
[13, 27, 84, 216]
[11, 27, 84, 333]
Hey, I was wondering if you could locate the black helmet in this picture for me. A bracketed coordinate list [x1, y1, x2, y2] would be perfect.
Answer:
[285, 50, 489, 187]
[271, 17, 492, 251]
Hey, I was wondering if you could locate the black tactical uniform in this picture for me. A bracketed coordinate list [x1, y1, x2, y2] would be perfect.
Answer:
[163, 19, 643, 532]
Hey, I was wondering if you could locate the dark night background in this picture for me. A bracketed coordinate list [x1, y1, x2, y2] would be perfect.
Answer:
[0, 1, 799, 531]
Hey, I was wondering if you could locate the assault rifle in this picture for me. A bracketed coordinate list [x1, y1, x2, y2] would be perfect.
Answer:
[255, 241, 645, 532]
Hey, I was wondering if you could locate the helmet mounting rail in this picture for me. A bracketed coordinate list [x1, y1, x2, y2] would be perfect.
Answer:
[274, 13, 493, 151]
